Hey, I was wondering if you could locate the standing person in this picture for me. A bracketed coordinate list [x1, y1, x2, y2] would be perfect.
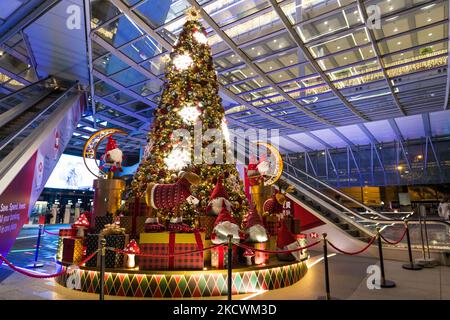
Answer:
[438, 198, 450, 221]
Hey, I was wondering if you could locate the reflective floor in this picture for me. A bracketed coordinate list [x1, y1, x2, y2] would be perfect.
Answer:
[0, 225, 449, 300]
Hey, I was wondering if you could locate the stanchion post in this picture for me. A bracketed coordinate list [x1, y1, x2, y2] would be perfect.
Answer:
[27, 225, 44, 268]
[99, 239, 106, 301]
[322, 233, 331, 300]
[402, 220, 422, 270]
[227, 234, 233, 301]
[377, 227, 396, 288]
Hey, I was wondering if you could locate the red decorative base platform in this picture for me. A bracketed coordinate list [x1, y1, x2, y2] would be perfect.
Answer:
[55, 259, 308, 298]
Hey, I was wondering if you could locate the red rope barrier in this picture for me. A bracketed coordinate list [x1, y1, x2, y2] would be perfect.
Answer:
[380, 227, 408, 245]
[235, 240, 322, 254]
[43, 229, 60, 236]
[327, 236, 376, 256]
[0, 250, 98, 279]
[108, 243, 224, 258]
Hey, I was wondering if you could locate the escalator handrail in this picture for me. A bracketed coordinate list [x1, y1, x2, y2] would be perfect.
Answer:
[282, 168, 450, 229]
[283, 160, 393, 220]
[232, 139, 450, 232]
[0, 81, 79, 152]
[0, 76, 54, 104]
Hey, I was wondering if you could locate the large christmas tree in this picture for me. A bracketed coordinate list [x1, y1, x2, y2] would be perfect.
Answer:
[130, 8, 249, 223]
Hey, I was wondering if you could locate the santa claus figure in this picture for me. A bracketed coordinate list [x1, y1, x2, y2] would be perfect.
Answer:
[247, 156, 271, 186]
[99, 136, 123, 173]
[211, 200, 241, 244]
[245, 206, 268, 243]
[206, 177, 232, 215]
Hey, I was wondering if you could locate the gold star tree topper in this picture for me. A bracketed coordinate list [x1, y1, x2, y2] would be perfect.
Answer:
[186, 7, 200, 21]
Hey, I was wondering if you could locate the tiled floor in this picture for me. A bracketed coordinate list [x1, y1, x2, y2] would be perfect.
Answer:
[1, 251, 449, 300]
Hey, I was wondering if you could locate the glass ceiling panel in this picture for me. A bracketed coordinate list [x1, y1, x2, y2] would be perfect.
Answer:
[91, 1, 120, 28]
[94, 53, 129, 76]
[131, 80, 161, 96]
[382, 41, 448, 66]
[377, 23, 448, 55]
[297, 3, 363, 43]
[134, 0, 190, 29]
[373, 1, 446, 41]
[110, 67, 148, 87]
[280, 0, 354, 26]
[104, 92, 135, 106]
[308, 28, 371, 60]
[95, 81, 119, 97]
[242, 32, 296, 59]
[120, 37, 165, 63]
[95, 15, 142, 48]
[316, 45, 377, 70]
[204, 0, 270, 27]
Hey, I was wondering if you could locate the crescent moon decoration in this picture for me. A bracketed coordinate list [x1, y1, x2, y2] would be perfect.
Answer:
[256, 142, 283, 186]
[82, 128, 127, 178]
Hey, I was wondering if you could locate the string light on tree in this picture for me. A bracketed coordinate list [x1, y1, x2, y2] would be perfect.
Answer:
[164, 144, 191, 171]
[178, 104, 201, 125]
[193, 31, 208, 45]
[173, 53, 193, 71]
[221, 118, 230, 142]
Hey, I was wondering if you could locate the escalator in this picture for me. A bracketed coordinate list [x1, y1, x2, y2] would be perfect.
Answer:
[0, 77, 85, 257]
[281, 160, 450, 263]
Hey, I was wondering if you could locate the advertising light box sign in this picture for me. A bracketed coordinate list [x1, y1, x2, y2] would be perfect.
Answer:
[45, 154, 98, 190]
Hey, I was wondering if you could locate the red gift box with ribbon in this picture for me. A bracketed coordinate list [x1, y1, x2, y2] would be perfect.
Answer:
[211, 245, 238, 269]
[138, 231, 205, 270]
[59, 228, 77, 237]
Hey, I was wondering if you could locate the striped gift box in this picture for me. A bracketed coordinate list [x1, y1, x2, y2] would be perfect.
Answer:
[211, 245, 237, 269]
[62, 237, 83, 264]
[138, 232, 205, 270]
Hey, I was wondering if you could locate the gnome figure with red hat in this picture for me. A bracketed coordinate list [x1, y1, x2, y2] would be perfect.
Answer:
[244, 205, 268, 243]
[206, 177, 232, 215]
[99, 136, 123, 176]
[211, 200, 241, 244]
[277, 221, 306, 262]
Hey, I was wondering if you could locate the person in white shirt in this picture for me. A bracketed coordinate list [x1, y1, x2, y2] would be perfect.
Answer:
[438, 198, 450, 221]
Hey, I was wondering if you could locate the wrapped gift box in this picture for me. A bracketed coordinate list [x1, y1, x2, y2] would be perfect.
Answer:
[203, 239, 212, 264]
[128, 197, 149, 217]
[267, 235, 277, 251]
[135, 216, 147, 235]
[211, 245, 237, 269]
[93, 216, 113, 234]
[85, 234, 100, 267]
[238, 242, 269, 265]
[62, 237, 83, 264]
[59, 228, 77, 237]
[198, 215, 216, 239]
[138, 231, 205, 270]
[117, 216, 133, 234]
[104, 234, 127, 268]
[277, 235, 308, 262]
[264, 215, 280, 236]
[85, 234, 128, 268]
[56, 237, 64, 261]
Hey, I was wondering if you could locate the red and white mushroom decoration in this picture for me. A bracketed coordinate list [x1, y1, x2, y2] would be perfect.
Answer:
[243, 248, 255, 266]
[73, 213, 90, 237]
[123, 239, 140, 268]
